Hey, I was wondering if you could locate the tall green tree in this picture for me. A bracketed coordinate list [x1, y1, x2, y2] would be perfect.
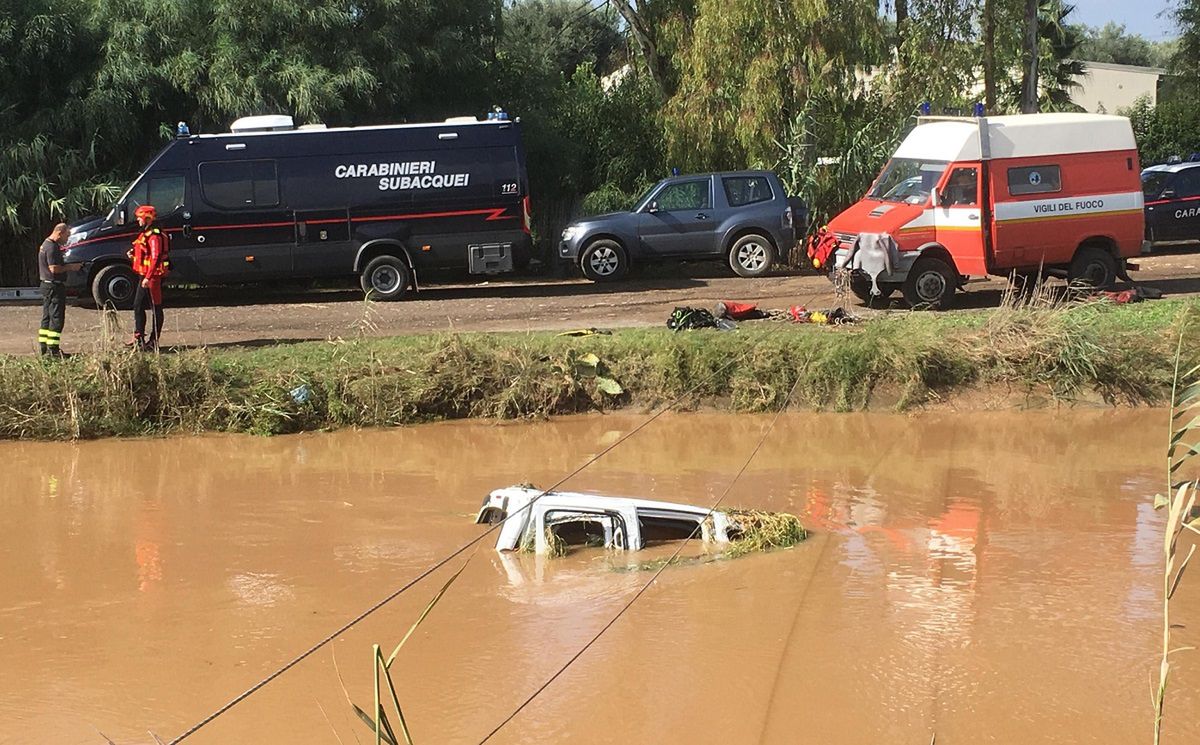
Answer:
[663, 0, 884, 170]
[1075, 22, 1175, 67]
[1174, 0, 1200, 88]
[0, 0, 118, 284]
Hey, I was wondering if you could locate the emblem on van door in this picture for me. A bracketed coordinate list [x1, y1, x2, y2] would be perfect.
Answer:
[1029, 171, 1042, 186]
[501, 182, 518, 195]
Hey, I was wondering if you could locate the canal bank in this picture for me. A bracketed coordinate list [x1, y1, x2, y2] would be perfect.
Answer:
[0, 297, 1196, 440]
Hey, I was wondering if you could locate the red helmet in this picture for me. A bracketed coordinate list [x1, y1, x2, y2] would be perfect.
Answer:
[134, 204, 157, 221]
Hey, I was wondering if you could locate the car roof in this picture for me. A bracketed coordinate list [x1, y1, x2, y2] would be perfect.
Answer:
[1143, 161, 1200, 174]
[660, 170, 775, 181]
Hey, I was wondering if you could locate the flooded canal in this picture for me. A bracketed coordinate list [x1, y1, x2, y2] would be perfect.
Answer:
[2, 410, 1198, 744]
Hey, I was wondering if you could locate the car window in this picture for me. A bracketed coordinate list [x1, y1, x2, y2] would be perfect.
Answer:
[723, 176, 773, 207]
[1007, 165, 1061, 196]
[1174, 169, 1200, 199]
[869, 158, 948, 203]
[1142, 171, 1171, 199]
[654, 180, 711, 211]
[942, 167, 978, 206]
[200, 160, 281, 209]
[124, 174, 186, 217]
[146, 175, 186, 215]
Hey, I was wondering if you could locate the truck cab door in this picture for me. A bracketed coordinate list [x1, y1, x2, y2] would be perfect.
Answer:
[121, 171, 199, 282]
[932, 164, 987, 276]
[636, 178, 717, 256]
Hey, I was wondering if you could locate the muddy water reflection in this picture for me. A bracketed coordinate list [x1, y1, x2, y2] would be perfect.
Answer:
[1, 410, 1197, 744]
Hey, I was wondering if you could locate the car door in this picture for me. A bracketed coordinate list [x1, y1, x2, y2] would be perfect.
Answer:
[1143, 171, 1172, 242]
[636, 178, 717, 256]
[192, 159, 294, 281]
[1159, 169, 1200, 242]
[933, 164, 987, 275]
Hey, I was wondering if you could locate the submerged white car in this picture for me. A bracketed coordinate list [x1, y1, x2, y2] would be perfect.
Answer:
[475, 486, 736, 554]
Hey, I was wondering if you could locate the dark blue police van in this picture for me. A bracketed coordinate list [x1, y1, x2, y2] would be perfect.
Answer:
[1143, 160, 1200, 248]
[63, 114, 531, 307]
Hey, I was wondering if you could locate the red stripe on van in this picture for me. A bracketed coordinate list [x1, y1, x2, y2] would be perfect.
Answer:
[1145, 195, 1200, 207]
[67, 207, 518, 248]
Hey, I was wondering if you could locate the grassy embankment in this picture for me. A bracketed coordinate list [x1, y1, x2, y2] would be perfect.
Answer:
[0, 297, 1196, 440]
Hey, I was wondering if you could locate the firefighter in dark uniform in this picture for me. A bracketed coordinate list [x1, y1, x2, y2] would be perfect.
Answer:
[128, 205, 169, 350]
[37, 222, 82, 357]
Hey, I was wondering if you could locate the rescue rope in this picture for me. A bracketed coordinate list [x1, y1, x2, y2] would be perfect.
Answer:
[476, 373, 805, 744]
[165, 350, 753, 744]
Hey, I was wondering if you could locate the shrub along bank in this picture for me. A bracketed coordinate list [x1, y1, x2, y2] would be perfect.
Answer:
[0, 298, 1196, 440]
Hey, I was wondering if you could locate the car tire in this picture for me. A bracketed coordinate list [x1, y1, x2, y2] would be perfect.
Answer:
[360, 255, 412, 300]
[729, 233, 775, 278]
[580, 239, 628, 282]
[91, 264, 138, 310]
[849, 272, 896, 305]
[1067, 246, 1118, 290]
[902, 257, 957, 310]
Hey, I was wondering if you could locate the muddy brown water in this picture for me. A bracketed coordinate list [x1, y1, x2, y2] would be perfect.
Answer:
[2, 410, 1198, 744]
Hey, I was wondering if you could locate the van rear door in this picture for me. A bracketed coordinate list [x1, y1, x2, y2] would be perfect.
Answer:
[933, 163, 987, 275]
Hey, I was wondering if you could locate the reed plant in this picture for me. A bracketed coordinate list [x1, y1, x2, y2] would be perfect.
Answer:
[1153, 323, 1200, 744]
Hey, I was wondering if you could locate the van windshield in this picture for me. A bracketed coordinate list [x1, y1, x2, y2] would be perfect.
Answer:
[868, 158, 949, 204]
[1142, 171, 1171, 199]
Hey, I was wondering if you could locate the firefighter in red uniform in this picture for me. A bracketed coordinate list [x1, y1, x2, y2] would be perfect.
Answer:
[128, 205, 169, 350]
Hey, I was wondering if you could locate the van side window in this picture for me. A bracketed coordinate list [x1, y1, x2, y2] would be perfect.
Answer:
[200, 160, 281, 209]
[1007, 165, 1061, 196]
[723, 176, 773, 206]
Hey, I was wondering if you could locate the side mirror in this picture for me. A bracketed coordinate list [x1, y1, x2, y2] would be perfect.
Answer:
[647, 201, 660, 213]
[1162, 189, 1176, 199]
[931, 189, 942, 207]
[117, 207, 127, 226]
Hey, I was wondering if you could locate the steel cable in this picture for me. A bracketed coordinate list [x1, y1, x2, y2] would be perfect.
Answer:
[165, 346, 754, 744]
[476, 373, 805, 744]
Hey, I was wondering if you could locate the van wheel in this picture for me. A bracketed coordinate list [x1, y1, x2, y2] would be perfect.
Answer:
[729, 233, 775, 277]
[849, 272, 895, 305]
[92, 264, 138, 310]
[902, 257, 957, 310]
[1068, 246, 1117, 290]
[360, 255, 411, 300]
[580, 239, 628, 282]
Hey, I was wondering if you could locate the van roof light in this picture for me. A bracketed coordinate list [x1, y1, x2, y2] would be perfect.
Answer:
[230, 115, 296, 133]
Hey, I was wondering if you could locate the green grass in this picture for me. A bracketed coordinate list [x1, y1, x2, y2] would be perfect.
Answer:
[1, 298, 1196, 440]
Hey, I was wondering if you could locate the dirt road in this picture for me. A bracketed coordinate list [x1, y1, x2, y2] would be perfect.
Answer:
[2, 251, 1199, 355]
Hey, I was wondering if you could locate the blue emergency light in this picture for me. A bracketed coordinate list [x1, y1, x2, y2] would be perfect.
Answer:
[973, 102, 985, 117]
[919, 102, 932, 116]
[176, 121, 190, 137]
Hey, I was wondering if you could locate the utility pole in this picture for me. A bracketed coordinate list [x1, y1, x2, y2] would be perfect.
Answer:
[1020, 0, 1040, 113]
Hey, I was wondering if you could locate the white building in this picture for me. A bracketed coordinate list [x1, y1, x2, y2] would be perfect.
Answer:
[1071, 61, 1165, 114]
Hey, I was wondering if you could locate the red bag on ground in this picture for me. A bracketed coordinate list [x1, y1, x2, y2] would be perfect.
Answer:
[716, 301, 761, 320]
